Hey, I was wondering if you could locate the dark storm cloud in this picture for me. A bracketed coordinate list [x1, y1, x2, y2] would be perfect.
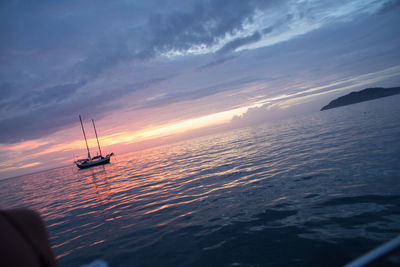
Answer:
[0, 0, 397, 144]
[1, 0, 275, 80]
[146, 0, 267, 53]
[1, 0, 274, 80]
[0, 0, 281, 143]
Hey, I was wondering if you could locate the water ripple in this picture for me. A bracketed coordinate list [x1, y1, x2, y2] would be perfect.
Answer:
[1, 96, 400, 266]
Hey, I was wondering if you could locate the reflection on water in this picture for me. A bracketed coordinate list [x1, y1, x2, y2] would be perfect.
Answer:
[0, 96, 400, 266]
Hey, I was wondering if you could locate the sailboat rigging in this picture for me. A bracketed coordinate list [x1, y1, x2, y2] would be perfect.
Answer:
[74, 115, 114, 169]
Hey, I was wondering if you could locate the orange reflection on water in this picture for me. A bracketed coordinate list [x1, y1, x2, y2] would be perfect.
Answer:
[90, 240, 105, 246]
[105, 215, 122, 222]
[268, 196, 288, 206]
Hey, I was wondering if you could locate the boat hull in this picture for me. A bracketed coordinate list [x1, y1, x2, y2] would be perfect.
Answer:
[75, 156, 110, 169]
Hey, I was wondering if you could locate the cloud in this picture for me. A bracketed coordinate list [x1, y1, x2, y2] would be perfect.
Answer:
[0, 76, 171, 143]
[1, 81, 85, 114]
[0, 0, 398, 145]
[230, 97, 319, 129]
[132, 77, 260, 110]
[0, 95, 112, 144]
[70, 39, 133, 80]
[217, 32, 262, 54]
[262, 26, 275, 35]
[231, 105, 271, 127]
[378, 0, 400, 13]
[197, 55, 238, 70]
[231, 63, 400, 129]
[0, 82, 15, 101]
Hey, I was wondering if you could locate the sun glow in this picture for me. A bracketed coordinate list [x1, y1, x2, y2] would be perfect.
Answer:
[97, 105, 253, 147]
[6, 140, 49, 151]
[2, 64, 399, 179]
[3, 105, 253, 162]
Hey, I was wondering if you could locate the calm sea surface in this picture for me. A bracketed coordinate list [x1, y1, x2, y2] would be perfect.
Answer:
[1, 96, 400, 266]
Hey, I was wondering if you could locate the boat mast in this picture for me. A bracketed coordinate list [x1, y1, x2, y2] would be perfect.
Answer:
[79, 115, 91, 159]
[92, 119, 103, 156]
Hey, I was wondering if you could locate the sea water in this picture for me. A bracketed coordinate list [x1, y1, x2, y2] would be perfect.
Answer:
[1, 95, 400, 266]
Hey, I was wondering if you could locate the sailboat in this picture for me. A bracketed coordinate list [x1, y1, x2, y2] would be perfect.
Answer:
[74, 115, 114, 169]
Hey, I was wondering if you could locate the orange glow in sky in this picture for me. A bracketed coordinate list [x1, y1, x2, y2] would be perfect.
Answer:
[3, 65, 399, 164]
[0, 103, 255, 174]
[1, 64, 400, 179]
[6, 140, 49, 151]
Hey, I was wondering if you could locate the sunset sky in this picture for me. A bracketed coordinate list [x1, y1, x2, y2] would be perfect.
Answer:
[1, 0, 400, 179]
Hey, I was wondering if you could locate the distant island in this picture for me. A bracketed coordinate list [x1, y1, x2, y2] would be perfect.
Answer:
[321, 87, 400, 111]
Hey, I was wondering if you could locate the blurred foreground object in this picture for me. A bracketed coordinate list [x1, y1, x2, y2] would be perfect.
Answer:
[0, 209, 57, 267]
[345, 235, 400, 267]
